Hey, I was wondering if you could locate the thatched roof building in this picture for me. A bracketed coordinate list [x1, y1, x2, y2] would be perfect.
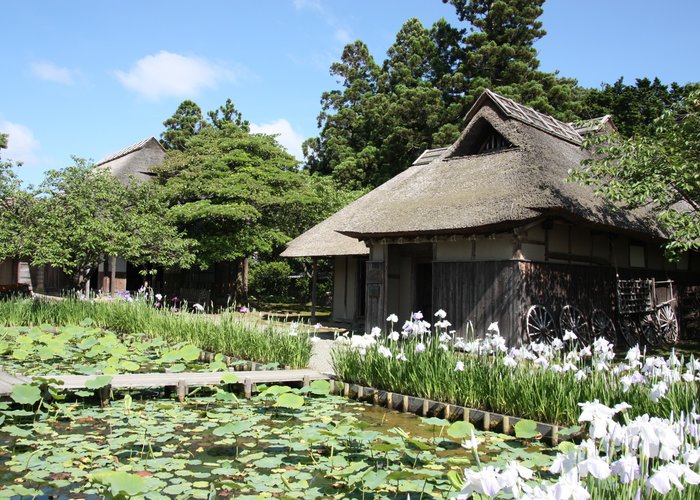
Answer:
[284, 89, 659, 257]
[96, 136, 165, 184]
[283, 89, 700, 341]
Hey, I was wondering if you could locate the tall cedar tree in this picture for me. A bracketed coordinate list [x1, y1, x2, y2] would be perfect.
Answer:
[305, 0, 587, 189]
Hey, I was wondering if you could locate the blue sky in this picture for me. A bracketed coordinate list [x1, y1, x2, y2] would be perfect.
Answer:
[1, 0, 698, 186]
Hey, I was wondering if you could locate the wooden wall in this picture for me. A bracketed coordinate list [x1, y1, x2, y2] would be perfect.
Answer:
[433, 261, 522, 344]
[519, 261, 617, 320]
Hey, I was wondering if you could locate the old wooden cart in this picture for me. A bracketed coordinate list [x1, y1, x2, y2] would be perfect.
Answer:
[524, 276, 679, 347]
[616, 276, 678, 346]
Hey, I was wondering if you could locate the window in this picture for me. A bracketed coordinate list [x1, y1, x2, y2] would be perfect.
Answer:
[629, 243, 646, 268]
[477, 131, 510, 154]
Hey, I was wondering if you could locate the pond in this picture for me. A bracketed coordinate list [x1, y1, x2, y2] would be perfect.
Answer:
[0, 385, 554, 499]
[0, 324, 255, 377]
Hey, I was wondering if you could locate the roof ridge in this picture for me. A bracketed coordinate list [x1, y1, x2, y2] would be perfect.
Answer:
[478, 89, 583, 145]
[96, 136, 163, 166]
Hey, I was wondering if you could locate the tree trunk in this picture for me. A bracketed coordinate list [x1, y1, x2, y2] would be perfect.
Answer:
[241, 257, 249, 305]
[311, 257, 318, 324]
[109, 256, 116, 295]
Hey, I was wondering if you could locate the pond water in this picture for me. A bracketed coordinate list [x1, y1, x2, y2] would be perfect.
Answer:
[0, 388, 555, 499]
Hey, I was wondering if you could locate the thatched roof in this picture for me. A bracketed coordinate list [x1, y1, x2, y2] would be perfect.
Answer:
[280, 208, 369, 257]
[282, 90, 662, 258]
[96, 137, 165, 184]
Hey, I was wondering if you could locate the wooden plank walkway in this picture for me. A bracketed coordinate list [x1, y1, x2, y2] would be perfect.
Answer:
[0, 369, 329, 400]
[0, 371, 31, 395]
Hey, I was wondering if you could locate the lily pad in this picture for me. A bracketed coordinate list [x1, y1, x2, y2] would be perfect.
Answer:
[274, 393, 304, 409]
[513, 419, 541, 440]
[11, 384, 42, 405]
[91, 471, 148, 497]
[447, 420, 475, 440]
[85, 375, 113, 389]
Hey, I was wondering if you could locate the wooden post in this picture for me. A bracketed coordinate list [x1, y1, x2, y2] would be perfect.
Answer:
[244, 378, 253, 399]
[99, 385, 111, 407]
[502, 415, 511, 434]
[311, 257, 318, 324]
[176, 380, 187, 402]
[302, 375, 310, 388]
[109, 255, 117, 295]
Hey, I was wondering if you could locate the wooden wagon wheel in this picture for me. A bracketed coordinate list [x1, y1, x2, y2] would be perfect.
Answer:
[641, 313, 661, 347]
[657, 304, 679, 344]
[618, 316, 640, 347]
[559, 305, 590, 344]
[526, 305, 557, 343]
[590, 309, 616, 345]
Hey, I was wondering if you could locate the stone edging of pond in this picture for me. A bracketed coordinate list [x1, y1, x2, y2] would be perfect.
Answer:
[330, 380, 563, 446]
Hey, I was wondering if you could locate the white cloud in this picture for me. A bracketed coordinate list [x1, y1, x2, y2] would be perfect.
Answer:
[250, 119, 305, 162]
[115, 51, 235, 100]
[293, 0, 322, 11]
[31, 61, 77, 85]
[0, 121, 41, 165]
[334, 28, 352, 45]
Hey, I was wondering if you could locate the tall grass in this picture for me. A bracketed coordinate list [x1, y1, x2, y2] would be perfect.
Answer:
[332, 336, 699, 426]
[0, 298, 311, 368]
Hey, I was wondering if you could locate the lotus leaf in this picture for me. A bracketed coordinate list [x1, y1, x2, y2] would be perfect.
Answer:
[11, 383, 41, 405]
[178, 344, 201, 362]
[2, 424, 33, 437]
[447, 420, 476, 440]
[514, 419, 541, 439]
[220, 373, 240, 384]
[84, 375, 112, 389]
[213, 421, 253, 436]
[420, 416, 449, 428]
[274, 392, 304, 409]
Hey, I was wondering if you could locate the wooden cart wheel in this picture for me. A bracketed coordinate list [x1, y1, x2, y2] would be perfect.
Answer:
[591, 309, 616, 346]
[559, 305, 591, 344]
[641, 312, 661, 347]
[526, 305, 557, 343]
[657, 304, 679, 344]
[618, 316, 640, 347]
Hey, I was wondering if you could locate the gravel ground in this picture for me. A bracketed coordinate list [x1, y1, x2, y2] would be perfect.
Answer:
[309, 335, 336, 375]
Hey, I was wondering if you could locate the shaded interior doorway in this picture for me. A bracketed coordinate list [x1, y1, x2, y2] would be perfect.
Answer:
[414, 261, 433, 316]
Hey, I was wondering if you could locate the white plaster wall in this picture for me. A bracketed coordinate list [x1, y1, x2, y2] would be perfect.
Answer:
[475, 237, 512, 260]
[548, 224, 569, 253]
[370, 244, 386, 262]
[592, 234, 610, 260]
[521, 242, 545, 261]
[570, 227, 590, 256]
[435, 240, 471, 261]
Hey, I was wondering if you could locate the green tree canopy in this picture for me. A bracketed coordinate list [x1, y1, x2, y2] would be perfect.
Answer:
[0, 134, 32, 262]
[571, 90, 700, 256]
[155, 122, 304, 268]
[305, 0, 588, 189]
[161, 100, 207, 151]
[23, 158, 194, 289]
[582, 77, 696, 137]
